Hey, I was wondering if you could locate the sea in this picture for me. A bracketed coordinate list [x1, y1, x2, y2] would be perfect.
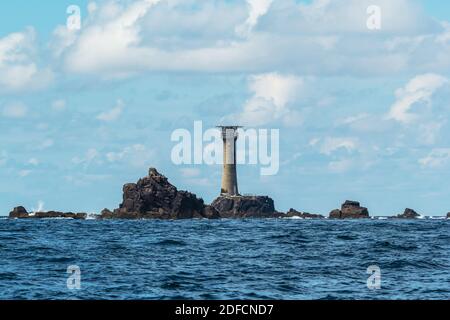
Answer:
[0, 217, 449, 300]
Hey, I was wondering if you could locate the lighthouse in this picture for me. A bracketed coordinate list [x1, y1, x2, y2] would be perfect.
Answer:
[217, 126, 242, 196]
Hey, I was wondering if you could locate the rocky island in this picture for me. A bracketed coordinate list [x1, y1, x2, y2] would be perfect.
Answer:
[9, 206, 87, 220]
[329, 200, 369, 219]
[396, 208, 421, 219]
[8, 125, 450, 220]
[100, 168, 219, 220]
[8, 167, 449, 220]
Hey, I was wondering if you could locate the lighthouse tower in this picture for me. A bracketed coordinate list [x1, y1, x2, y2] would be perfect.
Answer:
[217, 126, 242, 196]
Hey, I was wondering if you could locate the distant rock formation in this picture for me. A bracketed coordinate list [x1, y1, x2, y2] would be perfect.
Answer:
[12, 167, 438, 221]
[9, 207, 87, 219]
[35, 211, 87, 219]
[329, 200, 370, 219]
[285, 208, 324, 219]
[211, 195, 279, 218]
[447, 212, 450, 219]
[9, 206, 29, 218]
[397, 208, 420, 219]
[102, 168, 220, 219]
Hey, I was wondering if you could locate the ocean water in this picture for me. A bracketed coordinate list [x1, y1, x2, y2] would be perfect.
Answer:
[0, 218, 448, 300]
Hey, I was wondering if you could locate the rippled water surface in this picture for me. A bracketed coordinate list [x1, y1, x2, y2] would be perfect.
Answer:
[0, 218, 449, 300]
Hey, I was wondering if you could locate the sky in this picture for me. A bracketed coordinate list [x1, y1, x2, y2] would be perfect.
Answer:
[1, 0, 450, 216]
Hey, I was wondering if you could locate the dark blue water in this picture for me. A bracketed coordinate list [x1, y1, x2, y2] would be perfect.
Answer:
[0, 218, 449, 300]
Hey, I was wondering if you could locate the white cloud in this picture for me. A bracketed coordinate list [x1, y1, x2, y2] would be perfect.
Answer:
[418, 122, 445, 145]
[320, 137, 358, 155]
[2, 102, 28, 118]
[184, 177, 213, 187]
[233, 73, 304, 126]
[64, 173, 111, 186]
[37, 139, 54, 150]
[339, 113, 370, 125]
[309, 138, 320, 147]
[18, 170, 32, 178]
[180, 168, 201, 178]
[0, 28, 53, 92]
[106, 144, 154, 168]
[387, 74, 448, 124]
[72, 145, 153, 170]
[269, 0, 432, 35]
[72, 148, 100, 166]
[419, 148, 450, 168]
[436, 22, 450, 45]
[28, 158, 40, 166]
[97, 99, 124, 122]
[52, 99, 66, 111]
[328, 158, 354, 173]
[179, 167, 212, 186]
[235, 0, 273, 37]
[49, 0, 450, 77]
[0, 151, 7, 166]
[60, 0, 162, 77]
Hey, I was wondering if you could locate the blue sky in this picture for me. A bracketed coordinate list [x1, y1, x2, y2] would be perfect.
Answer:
[1, 0, 450, 216]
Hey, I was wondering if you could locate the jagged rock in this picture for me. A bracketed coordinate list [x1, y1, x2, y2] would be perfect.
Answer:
[211, 195, 278, 218]
[285, 208, 324, 219]
[109, 168, 212, 219]
[9, 206, 29, 218]
[397, 208, 420, 219]
[329, 200, 370, 219]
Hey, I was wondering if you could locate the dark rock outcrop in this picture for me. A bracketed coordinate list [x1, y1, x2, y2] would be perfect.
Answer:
[211, 195, 279, 218]
[105, 168, 218, 219]
[100, 208, 114, 219]
[447, 212, 450, 219]
[34, 211, 87, 219]
[329, 200, 370, 219]
[329, 209, 342, 219]
[397, 208, 420, 219]
[285, 208, 324, 219]
[9, 206, 29, 218]
[9, 207, 87, 219]
[203, 205, 221, 219]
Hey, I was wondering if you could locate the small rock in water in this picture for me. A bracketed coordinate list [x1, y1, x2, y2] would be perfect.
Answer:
[9, 206, 29, 218]
[9, 207, 87, 219]
[211, 195, 280, 218]
[397, 208, 420, 219]
[329, 200, 370, 219]
[285, 208, 324, 219]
